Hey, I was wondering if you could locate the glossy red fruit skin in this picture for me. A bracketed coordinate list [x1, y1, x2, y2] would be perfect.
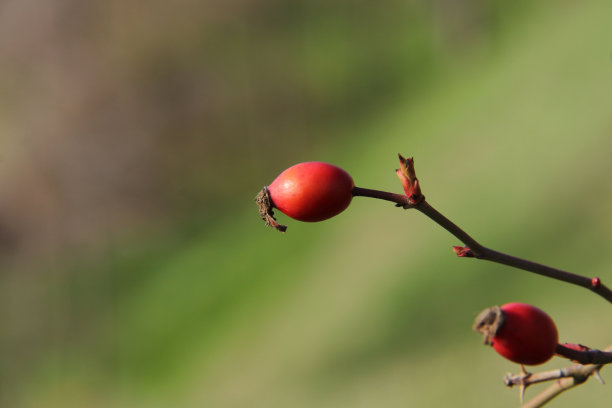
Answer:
[267, 162, 354, 222]
[492, 303, 559, 365]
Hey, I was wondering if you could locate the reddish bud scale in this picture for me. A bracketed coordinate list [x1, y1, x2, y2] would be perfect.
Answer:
[396, 154, 422, 204]
[267, 162, 354, 222]
[453, 246, 474, 257]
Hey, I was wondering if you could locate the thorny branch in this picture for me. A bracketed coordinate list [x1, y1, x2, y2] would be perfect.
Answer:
[503, 345, 612, 408]
[352, 155, 612, 303]
[353, 154, 612, 407]
[262, 154, 610, 407]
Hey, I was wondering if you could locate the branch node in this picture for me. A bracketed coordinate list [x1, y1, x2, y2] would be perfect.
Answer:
[518, 365, 530, 403]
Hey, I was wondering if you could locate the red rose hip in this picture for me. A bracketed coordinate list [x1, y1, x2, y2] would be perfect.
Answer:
[473, 302, 559, 365]
[256, 162, 354, 231]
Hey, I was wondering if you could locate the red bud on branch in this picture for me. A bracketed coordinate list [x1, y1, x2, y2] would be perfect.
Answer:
[453, 246, 474, 257]
[396, 154, 423, 204]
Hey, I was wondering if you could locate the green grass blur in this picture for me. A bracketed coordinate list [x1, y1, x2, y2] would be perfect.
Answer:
[2, 1, 612, 407]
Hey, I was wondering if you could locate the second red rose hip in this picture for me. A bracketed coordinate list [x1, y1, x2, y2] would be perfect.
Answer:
[473, 302, 559, 365]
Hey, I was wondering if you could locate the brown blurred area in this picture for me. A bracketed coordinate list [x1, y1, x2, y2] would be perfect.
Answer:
[0, 0, 511, 265]
[0, 0, 308, 262]
[0, 0, 523, 269]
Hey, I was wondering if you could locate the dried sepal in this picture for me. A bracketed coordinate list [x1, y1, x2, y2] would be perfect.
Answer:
[255, 186, 287, 232]
[473, 305, 505, 345]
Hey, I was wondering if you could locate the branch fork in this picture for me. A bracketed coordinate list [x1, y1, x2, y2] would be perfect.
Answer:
[352, 154, 612, 407]
[352, 154, 612, 303]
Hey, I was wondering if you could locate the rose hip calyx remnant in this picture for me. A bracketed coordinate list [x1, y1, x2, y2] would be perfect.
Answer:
[256, 186, 287, 232]
[473, 305, 505, 345]
[473, 303, 559, 366]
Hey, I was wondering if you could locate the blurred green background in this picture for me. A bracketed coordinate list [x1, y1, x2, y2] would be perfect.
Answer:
[1, 1, 611, 407]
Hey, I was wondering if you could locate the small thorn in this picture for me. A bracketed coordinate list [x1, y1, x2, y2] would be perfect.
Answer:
[594, 368, 605, 385]
[518, 365, 529, 403]
[519, 384, 526, 403]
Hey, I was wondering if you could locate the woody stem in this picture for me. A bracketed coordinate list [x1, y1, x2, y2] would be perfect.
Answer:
[352, 186, 612, 303]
